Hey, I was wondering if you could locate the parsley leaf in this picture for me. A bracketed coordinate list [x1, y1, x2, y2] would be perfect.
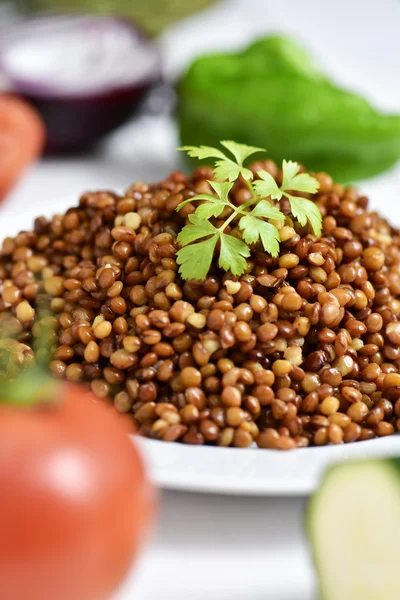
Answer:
[240, 217, 281, 257]
[194, 196, 226, 220]
[213, 159, 250, 182]
[220, 141, 265, 166]
[254, 162, 321, 235]
[195, 180, 233, 219]
[176, 214, 217, 246]
[208, 180, 233, 202]
[279, 160, 321, 234]
[287, 196, 322, 237]
[219, 234, 250, 276]
[253, 170, 283, 200]
[180, 140, 264, 182]
[178, 145, 227, 161]
[176, 194, 214, 215]
[281, 160, 320, 194]
[239, 200, 283, 257]
[250, 199, 285, 222]
[177, 235, 218, 281]
[176, 180, 233, 220]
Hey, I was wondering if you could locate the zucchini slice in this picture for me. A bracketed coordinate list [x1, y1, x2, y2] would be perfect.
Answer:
[308, 459, 400, 600]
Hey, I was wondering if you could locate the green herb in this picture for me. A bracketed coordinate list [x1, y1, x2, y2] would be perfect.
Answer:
[0, 308, 59, 407]
[182, 142, 265, 182]
[254, 160, 322, 236]
[176, 141, 321, 281]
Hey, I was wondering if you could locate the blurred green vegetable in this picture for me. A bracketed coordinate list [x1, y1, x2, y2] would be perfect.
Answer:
[178, 36, 400, 182]
[308, 458, 400, 599]
[22, 0, 215, 36]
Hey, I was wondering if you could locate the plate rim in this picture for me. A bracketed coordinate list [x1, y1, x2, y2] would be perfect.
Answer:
[135, 435, 400, 496]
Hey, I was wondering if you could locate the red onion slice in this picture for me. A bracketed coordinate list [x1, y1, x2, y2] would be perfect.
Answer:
[0, 15, 161, 152]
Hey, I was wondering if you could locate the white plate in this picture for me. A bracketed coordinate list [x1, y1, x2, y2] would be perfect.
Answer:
[136, 435, 400, 496]
[3, 179, 400, 496]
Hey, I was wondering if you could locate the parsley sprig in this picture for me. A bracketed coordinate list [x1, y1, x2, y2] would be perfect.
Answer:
[176, 141, 321, 281]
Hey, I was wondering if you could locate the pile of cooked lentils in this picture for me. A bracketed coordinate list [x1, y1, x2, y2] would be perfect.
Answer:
[2, 161, 400, 450]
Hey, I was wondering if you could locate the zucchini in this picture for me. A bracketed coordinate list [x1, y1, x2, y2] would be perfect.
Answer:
[308, 459, 400, 600]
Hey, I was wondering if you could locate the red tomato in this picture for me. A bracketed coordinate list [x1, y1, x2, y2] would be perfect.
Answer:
[0, 383, 155, 600]
[0, 94, 45, 201]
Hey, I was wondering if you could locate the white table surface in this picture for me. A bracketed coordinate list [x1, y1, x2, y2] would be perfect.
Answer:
[2, 1, 400, 598]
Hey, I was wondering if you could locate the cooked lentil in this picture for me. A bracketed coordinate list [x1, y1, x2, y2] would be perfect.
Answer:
[3, 162, 400, 449]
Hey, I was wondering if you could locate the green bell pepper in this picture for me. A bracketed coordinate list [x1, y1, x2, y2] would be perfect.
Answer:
[178, 36, 400, 182]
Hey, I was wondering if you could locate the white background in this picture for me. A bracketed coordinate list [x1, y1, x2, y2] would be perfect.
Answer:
[2, 1, 400, 598]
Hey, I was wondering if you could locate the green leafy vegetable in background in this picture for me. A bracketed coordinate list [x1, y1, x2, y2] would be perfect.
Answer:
[176, 141, 320, 281]
[178, 36, 400, 182]
[22, 0, 215, 36]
